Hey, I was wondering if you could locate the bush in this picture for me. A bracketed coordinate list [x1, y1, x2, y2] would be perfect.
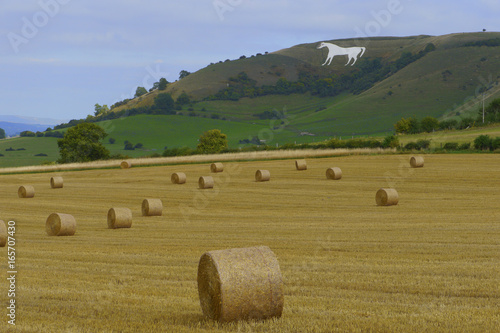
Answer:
[416, 139, 431, 150]
[124, 143, 135, 150]
[443, 142, 459, 150]
[134, 143, 143, 149]
[404, 141, 420, 150]
[458, 142, 471, 150]
[20, 131, 36, 137]
[35, 153, 48, 156]
[474, 135, 492, 150]
[109, 138, 116, 144]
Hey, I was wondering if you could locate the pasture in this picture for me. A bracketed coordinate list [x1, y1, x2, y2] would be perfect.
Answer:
[0, 154, 498, 332]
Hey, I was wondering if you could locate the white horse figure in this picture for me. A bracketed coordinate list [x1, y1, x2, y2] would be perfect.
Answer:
[317, 42, 366, 66]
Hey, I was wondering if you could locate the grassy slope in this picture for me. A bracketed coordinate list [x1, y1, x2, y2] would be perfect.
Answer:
[3, 154, 499, 332]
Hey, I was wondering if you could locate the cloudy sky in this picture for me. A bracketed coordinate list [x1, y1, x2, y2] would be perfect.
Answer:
[0, 0, 498, 122]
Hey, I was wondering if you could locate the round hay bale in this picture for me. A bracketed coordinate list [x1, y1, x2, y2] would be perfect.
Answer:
[142, 198, 163, 216]
[210, 163, 224, 173]
[120, 160, 132, 169]
[107, 208, 132, 229]
[171, 172, 187, 184]
[18, 185, 35, 198]
[199, 176, 214, 189]
[197, 246, 284, 322]
[295, 159, 307, 170]
[46, 213, 76, 236]
[410, 156, 424, 168]
[376, 188, 399, 206]
[50, 176, 64, 188]
[0, 220, 6, 247]
[255, 170, 270, 182]
[326, 167, 342, 180]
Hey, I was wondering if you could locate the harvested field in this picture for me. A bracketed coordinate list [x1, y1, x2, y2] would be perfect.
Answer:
[0, 154, 498, 332]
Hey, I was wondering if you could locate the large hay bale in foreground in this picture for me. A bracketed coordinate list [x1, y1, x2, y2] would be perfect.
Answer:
[171, 172, 186, 184]
[142, 198, 163, 216]
[210, 163, 224, 173]
[255, 170, 270, 182]
[199, 176, 214, 189]
[46, 213, 76, 236]
[197, 246, 284, 322]
[18, 185, 35, 198]
[50, 176, 64, 188]
[0, 220, 6, 247]
[410, 156, 424, 168]
[120, 160, 132, 169]
[326, 167, 342, 180]
[376, 188, 399, 206]
[107, 208, 132, 229]
[295, 159, 307, 170]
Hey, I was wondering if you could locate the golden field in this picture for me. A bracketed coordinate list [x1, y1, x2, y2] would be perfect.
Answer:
[0, 153, 499, 332]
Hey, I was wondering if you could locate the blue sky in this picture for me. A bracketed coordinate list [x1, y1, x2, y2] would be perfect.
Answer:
[0, 0, 498, 121]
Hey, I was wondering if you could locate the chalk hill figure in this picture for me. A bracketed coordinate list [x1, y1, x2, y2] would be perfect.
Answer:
[318, 42, 366, 66]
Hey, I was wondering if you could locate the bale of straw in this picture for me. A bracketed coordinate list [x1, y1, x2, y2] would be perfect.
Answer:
[255, 170, 270, 182]
[107, 208, 132, 229]
[171, 172, 187, 184]
[18, 185, 35, 198]
[142, 198, 163, 216]
[210, 163, 224, 173]
[0, 220, 6, 247]
[46, 213, 76, 236]
[376, 188, 399, 206]
[199, 176, 214, 189]
[197, 246, 284, 322]
[50, 176, 64, 188]
[120, 160, 132, 169]
[326, 167, 342, 180]
[410, 156, 424, 168]
[295, 159, 307, 170]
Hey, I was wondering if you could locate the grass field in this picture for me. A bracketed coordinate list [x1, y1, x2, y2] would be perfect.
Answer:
[0, 153, 498, 332]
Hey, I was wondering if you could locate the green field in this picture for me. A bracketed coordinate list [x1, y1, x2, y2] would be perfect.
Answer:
[1, 154, 498, 332]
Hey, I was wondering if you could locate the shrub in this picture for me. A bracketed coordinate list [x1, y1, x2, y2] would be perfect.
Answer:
[474, 135, 492, 150]
[124, 143, 135, 150]
[35, 153, 48, 156]
[443, 142, 459, 150]
[404, 142, 420, 150]
[416, 139, 431, 150]
[458, 142, 471, 150]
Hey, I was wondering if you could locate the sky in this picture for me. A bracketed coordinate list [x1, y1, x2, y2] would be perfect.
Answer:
[0, 0, 498, 122]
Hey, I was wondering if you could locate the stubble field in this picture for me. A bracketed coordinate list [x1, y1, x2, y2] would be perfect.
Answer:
[0, 154, 499, 332]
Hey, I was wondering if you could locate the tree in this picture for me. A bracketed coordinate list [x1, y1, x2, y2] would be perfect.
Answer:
[134, 86, 147, 98]
[420, 116, 439, 133]
[57, 123, 110, 163]
[154, 93, 175, 114]
[158, 78, 168, 90]
[394, 118, 411, 134]
[179, 70, 191, 80]
[176, 92, 190, 105]
[474, 135, 492, 151]
[94, 103, 109, 116]
[0, 128, 6, 139]
[197, 129, 228, 154]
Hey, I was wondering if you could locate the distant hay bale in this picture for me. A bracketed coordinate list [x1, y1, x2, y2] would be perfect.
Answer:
[210, 163, 224, 173]
[50, 176, 64, 188]
[410, 156, 424, 168]
[376, 188, 399, 206]
[295, 159, 307, 170]
[142, 198, 163, 216]
[171, 172, 186, 184]
[197, 246, 284, 322]
[326, 167, 342, 180]
[0, 220, 6, 247]
[107, 208, 132, 229]
[18, 185, 35, 198]
[199, 176, 214, 189]
[120, 160, 132, 169]
[46, 213, 76, 236]
[255, 170, 270, 182]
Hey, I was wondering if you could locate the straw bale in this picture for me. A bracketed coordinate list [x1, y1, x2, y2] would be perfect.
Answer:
[376, 188, 399, 206]
[410, 156, 424, 168]
[171, 172, 187, 184]
[121, 160, 132, 169]
[197, 246, 284, 322]
[295, 159, 307, 170]
[0, 220, 6, 247]
[107, 207, 132, 229]
[18, 185, 35, 198]
[255, 170, 270, 182]
[326, 167, 342, 180]
[50, 176, 64, 188]
[46, 213, 76, 236]
[142, 198, 163, 216]
[199, 176, 214, 189]
[210, 163, 224, 173]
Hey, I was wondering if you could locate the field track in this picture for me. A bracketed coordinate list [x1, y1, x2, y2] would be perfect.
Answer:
[0, 154, 498, 332]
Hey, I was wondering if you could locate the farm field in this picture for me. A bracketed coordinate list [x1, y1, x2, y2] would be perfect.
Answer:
[0, 154, 499, 332]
